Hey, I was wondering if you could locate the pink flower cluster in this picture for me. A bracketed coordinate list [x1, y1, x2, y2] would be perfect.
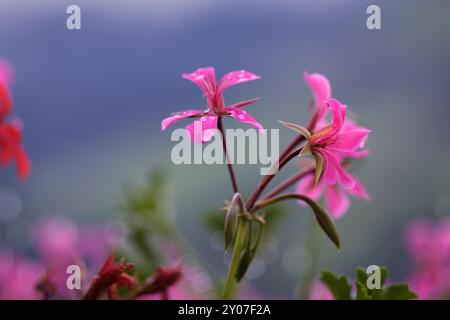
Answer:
[0, 218, 117, 299]
[0, 218, 206, 300]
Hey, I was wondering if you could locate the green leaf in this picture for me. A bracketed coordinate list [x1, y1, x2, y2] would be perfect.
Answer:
[224, 193, 242, 251]
[355, 267, 368, 285]
[355, 281, 370, 300]
[356, 266, 389, 298]
[320, 270, 352, 300]
[375, 284, 418, 300]
[299, 195, 340, 249]
[279, 121, 312, 140]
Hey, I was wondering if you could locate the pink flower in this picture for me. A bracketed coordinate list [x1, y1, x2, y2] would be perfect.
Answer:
[405, 219, 450, 299]
[308, 280, 334, 300]
[290, 98, 371, 218]
[161, 67, 263, 143]
[0, 252, 45, 299]
[304, 72, 331, 124]
[306, 99, 370, 189]
[33, 217, 119, 298]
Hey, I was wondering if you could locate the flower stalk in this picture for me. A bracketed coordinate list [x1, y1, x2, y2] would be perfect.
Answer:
[218, 116, 239, 194]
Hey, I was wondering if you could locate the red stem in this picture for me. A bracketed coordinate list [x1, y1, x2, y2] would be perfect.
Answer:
[263, 169, 314, 200]
[217, 116, 239, 194]
[246, 146, 304, 212]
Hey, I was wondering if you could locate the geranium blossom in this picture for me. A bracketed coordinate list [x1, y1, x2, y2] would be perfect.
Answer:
[284, 75, 371, 218]
[295, 98, 371, 218]
[306, 98, 370, 189]
[161, 67, 263, 143]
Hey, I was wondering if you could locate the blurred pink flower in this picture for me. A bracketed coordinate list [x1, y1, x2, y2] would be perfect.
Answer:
[0, 58, 14, 87]
[405, 218, 450, 299]
[33, 217, 120, 298]
[34, 217, 119, 265]
[161, 67, 263, 143]
[0, 252, 44, 299]
[308, 281, 334, 300]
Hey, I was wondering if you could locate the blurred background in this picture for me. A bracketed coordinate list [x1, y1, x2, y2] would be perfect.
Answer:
[1, 0, 450, 298]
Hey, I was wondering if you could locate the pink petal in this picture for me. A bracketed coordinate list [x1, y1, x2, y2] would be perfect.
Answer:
[295, 174, 325, 207]
[182, 67, 217, 95]
[316, 149, 337, 185]
[325, 185, 350, 219]
[295, 173, 324, 207]
[303, 72, 331, 121]
[342, 119, 370, 147]
[319, 149, 355, 189]
[226, 107, 264, 131]
[161, 110, 204, 130]
[218, 70, 260, 94]
[310, 99, 347, 145]
[185, 114, 218, 143]
[328, 98, 346, 136]
[347, 177, 371, 200]
[327, 129, 370, 154]
[349, 149, 369, 158]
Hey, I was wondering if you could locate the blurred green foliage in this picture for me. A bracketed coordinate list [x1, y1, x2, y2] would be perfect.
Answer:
[121, 170, 175, 275]
[320, 267, 417, 300]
